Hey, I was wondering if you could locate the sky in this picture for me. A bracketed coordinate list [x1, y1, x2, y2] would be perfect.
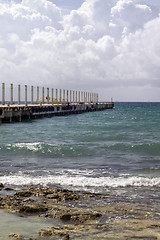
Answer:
[0, 0, 160, 102]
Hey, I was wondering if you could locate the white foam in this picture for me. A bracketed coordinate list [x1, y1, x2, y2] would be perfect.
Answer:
[7, 142, 43, 152]
[0, 173, 160, 189]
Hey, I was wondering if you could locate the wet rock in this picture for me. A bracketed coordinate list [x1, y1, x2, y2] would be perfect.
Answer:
[70, 212, 102, 223]
[39, 226, 69, 239]
[0, 183, 4, 189]
[4, 187, 14, 191]
[19, 204, 48, 214]
[126, 237, 157, 240]
[9, 233, 24, 239]
[28, 187, 80, 202]
[15, 190, 32, 197]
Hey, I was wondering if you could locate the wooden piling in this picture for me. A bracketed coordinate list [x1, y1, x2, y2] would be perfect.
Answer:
[37, 86, 39, 104]
[18, 85, 21, 105]
[67, 90, 69, 103]
[42, 87, 44, 104]
[52, 88, 54, 104]
[2, 83, 5, 105]
[25, 85, 27, 106]
[47, 88, 49, 104]
[11, 83, 13, 105]
[31, 86, 34, 105]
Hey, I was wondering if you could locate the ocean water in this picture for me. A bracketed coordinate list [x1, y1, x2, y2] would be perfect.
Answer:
[0, 102, 160, 199]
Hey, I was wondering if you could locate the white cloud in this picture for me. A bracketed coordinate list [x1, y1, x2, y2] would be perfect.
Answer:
[0, 0, 160, 101]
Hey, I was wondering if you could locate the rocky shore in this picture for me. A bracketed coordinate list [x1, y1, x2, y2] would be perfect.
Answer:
[0, 183, 160, 240]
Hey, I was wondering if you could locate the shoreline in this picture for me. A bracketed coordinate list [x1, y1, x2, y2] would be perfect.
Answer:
[0, 183, 160, 240]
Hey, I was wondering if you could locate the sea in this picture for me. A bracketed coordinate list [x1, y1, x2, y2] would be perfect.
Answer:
[0, 102, 160, 239]
[0, 102, 160, 197]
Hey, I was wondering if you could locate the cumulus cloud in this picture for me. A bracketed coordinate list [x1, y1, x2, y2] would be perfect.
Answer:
[0, 0, 160, 101]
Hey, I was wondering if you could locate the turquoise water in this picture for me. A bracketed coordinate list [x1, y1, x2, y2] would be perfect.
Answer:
[0, 102, 160, 196]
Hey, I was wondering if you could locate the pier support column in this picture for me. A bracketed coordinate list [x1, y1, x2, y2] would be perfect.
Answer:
[63, 89, 65, 103]
[73, 90, 75, 103]
[25, 85, 27, 106]
[67, 90, 69, 103]
[42, 87, 44, 104]
[84, 92, 85, 103]
[18, 85, 21, 105]
[2, 83, 5, 105]
[31, 86, 34, 105]
[81, 91, 83, 102]
[78, 91, 80, 103]
[56, 89, 58, 103]
[37, 87, 39, 104]
[59, 89, 61, 103]
[52, 88, 54, 104]
[47, 88, 49, 104]
[70, 90, 72, 103]
[11, 83, 13, 105]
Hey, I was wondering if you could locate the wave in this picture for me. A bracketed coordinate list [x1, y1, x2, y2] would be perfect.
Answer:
[0, 142, 90, 157]
[1, 141, 160, 156]
[0, 173, 160, 189]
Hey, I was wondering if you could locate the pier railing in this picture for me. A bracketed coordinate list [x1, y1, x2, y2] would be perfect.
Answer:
[0, 83, 99, 106]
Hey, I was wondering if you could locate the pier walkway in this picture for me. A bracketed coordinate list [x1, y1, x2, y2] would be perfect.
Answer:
[0, 83, 114, 123]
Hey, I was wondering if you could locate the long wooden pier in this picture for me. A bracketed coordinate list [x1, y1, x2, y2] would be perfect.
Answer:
[0, 83, 114, 123]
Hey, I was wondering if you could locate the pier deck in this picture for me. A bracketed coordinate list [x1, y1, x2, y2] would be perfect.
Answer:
[0, 102, 114, 123]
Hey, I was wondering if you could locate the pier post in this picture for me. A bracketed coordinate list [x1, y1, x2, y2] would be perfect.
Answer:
[63, 89, 65, 103]
[56, 89, 58, 103]
[73, 90, 75, 103]
[86, 92, 87, 103]
[31, 86, 34, 105]
[51, 88, 54, 104]
[59, 89, 62, 103]
[42, 87, 44, 104]
[84, 92, 85, 103]
[18, 85, 21, 105]
[47, 88, 49, 104]
[25, 85, 27, 106]
[81, 91, 83, 102]
[70, 90, 72, 103]
[78, 91, 80, 103]
[67, 90, 69, 103]
[88, 92, 89, 103]
[11, 83, 13, 105]
[76, 91, 77, 103]
[2, 83, 5, 105]
[37, 87, 39, 104]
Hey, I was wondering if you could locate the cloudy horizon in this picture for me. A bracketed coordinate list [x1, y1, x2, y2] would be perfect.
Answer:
[0, 0, 160, 102]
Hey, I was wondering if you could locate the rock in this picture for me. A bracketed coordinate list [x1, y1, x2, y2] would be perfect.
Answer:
[9, 233, 24, 239]
[0, 183, 4, 189]
[39, 226, 69, 238]
[64, 233, 70, 240]
[4, 187, 14, 191]
[19, 204, 48, 214]
[70, 212, 102, 223]
[126, 237, 157, 240]
[15, 190, 32, 197]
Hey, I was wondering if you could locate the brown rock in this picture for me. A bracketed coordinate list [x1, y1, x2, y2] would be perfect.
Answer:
[15, 190, 32, 197]
[19, 204, 48, 214]
[9, 233, 24, 239]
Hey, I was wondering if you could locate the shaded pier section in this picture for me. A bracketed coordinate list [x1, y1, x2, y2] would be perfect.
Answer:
[0, 83, 114, 123]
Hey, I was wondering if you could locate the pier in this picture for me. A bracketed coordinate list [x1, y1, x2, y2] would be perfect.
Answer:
[0, 83, 114, 123]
